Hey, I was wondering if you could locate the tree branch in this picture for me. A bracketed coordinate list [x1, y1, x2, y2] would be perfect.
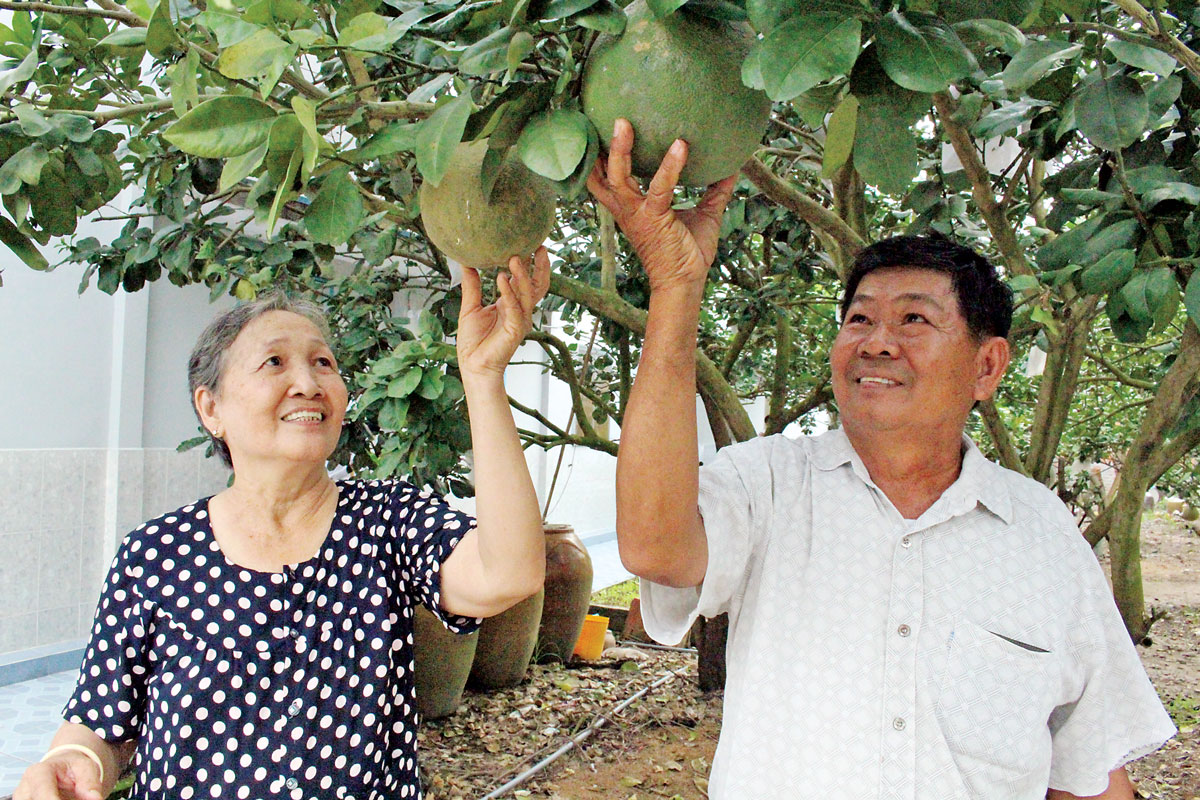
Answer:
[978, 398, 1028, 475]
[933, 92, 1036, 278]
[548, 272, 757, 442]
[0, 0, 140, 22]
[741, 156, 867, 262]
[1111, 0, 1200, 82]
[1086, 348, 1156, 390]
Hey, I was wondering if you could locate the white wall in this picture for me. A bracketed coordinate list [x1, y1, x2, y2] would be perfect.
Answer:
[0, 253, 116, 449]
[142, 281, 236, 448]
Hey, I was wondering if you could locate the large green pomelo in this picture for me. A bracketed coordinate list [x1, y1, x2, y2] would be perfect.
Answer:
[581, 0, 772, 187]
[419, 140, 556, 269]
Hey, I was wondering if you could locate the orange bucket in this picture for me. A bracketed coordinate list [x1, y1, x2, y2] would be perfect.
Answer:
[572, 614, 609, 660]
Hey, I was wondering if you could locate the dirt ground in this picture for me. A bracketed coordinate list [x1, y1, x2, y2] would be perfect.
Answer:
[421, 514, 1200, 799]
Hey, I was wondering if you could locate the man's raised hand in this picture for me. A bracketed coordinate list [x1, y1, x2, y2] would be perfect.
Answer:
[587, 118, 736, 293]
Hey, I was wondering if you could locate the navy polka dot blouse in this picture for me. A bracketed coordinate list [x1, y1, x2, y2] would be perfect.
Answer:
[64, 480, 480, 800]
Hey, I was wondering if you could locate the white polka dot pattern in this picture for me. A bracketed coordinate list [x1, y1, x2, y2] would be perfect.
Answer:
[641, 430, 1176, 800]
[64, 480, 480, 800]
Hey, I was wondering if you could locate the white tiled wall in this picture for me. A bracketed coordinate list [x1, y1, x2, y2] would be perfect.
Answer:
[0, 447, 230, 658]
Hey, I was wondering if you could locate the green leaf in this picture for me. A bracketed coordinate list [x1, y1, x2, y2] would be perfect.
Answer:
[821, 94, 858, 178]
[146, 0, 182, 58]
[1146, 74, 1183, 120]
[338, 11, 388, 47]
[14, 104, 51, 137]
[219, 141, 268, 192]
[1008, 274, 1040, 292]
[1183, 270, 1200, 331]
[265, 146, 302, 235]
[415, 92, 474, 187]
[388, 367, 423, 398]
[999, 39, 1081, 94]
[952, 19, 1025, 55]
[0, 40, 38, 96]
[234, 278, 257, 300]
[97, 27, 148, 48]
[938, 0, 1037, 25]
[1118, 268, 1174, 323]
[507, 30, 535, 75]
[853, 98, 918, 194]
[754, 14, 862, 102]
[460, 25, 514, 76]
[305, 169, 364, 245]
[0, 212, 46, 269]
[217, 28, 297, 95]
[875, 10, 973, 93]
[684, 0, 748, 21]
[1143, 182, 1200, 208]
[379, 397, 411, 431]
[167, 49, 200, 118]
[291, 95, 320, 176]
[163, 96, 278, 158]
[1079, 249, 1135, 294]
[542, 0, 601, 18]
[194, 11, 261, 49]
[0, 142, 48, 193]
[573, 0, 626, 34]
[1075, 74, 1148, 151]
[746, 0, 864, 32]
[352, 122, 419, 161]
[646, 0, 687, 17]
[971, 98, 1050, 139]
[417, 370, 445, 399]
[1106, 39, 1176, 77]
[549, 115, 599, 200]
[515, 108, 589, 181]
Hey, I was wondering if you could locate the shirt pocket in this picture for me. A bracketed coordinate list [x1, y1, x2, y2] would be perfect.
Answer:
[933, 617, 1058, 775]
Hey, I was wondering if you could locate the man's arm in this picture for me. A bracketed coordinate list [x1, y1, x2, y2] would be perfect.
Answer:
[588, 119, 735, 588]
[1047, 766, 1135, 800]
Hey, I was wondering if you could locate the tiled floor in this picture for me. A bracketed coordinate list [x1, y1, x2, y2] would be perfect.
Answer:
[0, 668, 77, 795]
[0, 537, 631, 797]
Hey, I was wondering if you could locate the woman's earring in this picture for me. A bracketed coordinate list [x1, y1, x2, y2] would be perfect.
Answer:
[211, 428, 223, 439]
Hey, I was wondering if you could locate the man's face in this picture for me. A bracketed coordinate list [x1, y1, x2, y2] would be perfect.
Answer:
[830, 267, 1008, 443]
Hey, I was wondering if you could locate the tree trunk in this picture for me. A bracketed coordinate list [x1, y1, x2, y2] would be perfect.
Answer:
[1106, 473, 1151, 641]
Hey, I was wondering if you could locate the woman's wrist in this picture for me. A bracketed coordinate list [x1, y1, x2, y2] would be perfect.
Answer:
[42, 743, 105, 784]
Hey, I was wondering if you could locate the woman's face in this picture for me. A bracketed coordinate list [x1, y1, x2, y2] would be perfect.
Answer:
[198, 310, 348, 472]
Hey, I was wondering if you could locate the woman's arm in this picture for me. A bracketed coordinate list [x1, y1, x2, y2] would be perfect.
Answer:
[438, 250, 550, 617]
[14, 722, 135, 800]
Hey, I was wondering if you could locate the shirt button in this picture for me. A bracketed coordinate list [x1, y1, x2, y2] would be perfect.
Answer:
[897, 624, 911, 637]
[900, 536, 912, 548]
[288, 699, 302, 716]
[893, 716, 906, 731]
[285, 777, 299, 790]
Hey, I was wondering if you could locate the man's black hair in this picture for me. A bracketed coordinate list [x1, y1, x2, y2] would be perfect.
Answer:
[839, 233, 1014, 340]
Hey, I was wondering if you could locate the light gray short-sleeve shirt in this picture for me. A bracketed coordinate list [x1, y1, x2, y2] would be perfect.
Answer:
[642, 430, 1174, 800]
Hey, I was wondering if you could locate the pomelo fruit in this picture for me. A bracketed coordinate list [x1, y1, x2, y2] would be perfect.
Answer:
[419, 140, 556, 269]
[580, 0, 772, 187]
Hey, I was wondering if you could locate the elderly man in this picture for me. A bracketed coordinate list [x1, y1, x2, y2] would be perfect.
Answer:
[588, 119, 1174, 800]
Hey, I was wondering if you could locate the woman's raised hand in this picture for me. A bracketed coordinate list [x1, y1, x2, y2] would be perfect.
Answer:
[587, 118, 736, 294]
[456, 246, 551, 379]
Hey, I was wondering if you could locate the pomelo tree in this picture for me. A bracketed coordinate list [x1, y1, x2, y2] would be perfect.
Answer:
[2, 0, 1200, 655]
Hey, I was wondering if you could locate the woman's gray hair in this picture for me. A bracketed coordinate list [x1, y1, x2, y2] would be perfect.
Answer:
[187, 291, 332, 468]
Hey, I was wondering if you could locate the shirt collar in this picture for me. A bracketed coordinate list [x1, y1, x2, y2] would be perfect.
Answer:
[810, 429, 1013, 524]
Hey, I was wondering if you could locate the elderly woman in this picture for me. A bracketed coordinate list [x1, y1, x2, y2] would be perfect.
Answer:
[16, 252, 552, 800]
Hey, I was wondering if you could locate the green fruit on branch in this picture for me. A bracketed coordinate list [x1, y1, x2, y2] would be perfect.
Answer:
[419, 140, 556, 269]
[580, 0, 772, 187]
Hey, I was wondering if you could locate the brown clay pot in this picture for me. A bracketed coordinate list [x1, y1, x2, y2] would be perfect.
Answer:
[536, 524, 594, 663]
[468, 588, 545, 689]
[412, 604, 479, 720]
